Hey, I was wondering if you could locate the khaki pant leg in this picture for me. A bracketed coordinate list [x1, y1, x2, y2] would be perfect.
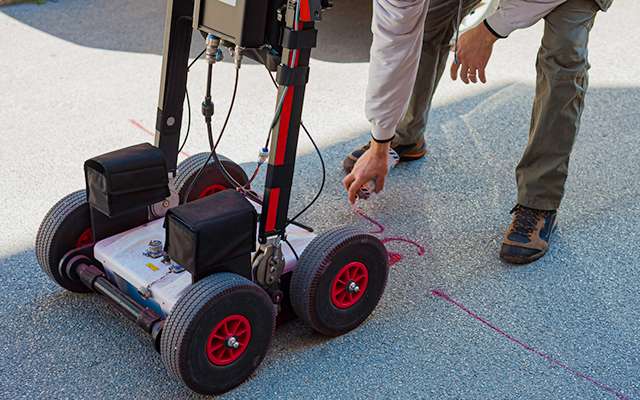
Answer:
[516, 0, 599, 210]
[394, 0, 480, 146]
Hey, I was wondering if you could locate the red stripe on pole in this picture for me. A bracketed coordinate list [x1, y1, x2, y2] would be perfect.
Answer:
[265, 188, 281, 233]
[275, 87, 295, 166]
[300, 0, 312, 22]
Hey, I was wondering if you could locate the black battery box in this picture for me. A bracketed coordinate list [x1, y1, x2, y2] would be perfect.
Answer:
[164, 189, 257, 281]
[84, 143, 170, 218]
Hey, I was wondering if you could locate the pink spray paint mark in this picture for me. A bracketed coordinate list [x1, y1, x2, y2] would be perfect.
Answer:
[387, 252, 403, 266]
[382, 237, 429, 257]
[431, 289, 630, 400]
[353, 207, 430, 267]
[128, 119, 191, 158]
[352, 207, 385, 234]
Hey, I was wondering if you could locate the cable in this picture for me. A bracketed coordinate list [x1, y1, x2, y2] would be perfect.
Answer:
[188, 48, 206, 71]
[252, 50, 326, 228]
[283, 238, 299, 261]
[184, 65, 244, 201]
[178, 47, 207, 154]
[286, 121, 325, 226]
[178, 87, 191, 154]
[205, 63, 215, 150]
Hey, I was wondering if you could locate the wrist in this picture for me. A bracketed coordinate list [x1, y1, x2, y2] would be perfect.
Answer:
[369, 140, 391, 154]
[482, 20, 503, 42]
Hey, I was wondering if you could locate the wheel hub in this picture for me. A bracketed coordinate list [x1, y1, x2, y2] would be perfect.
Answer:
[330, 261, 369, 309]
[226, 336, 240, 349]
[206, 314, 252, 366]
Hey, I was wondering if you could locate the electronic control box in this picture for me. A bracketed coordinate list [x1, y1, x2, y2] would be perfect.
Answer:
[193, 0, 274, 48]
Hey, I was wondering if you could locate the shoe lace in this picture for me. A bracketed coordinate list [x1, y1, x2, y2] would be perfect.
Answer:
[510, 205, 547, 236]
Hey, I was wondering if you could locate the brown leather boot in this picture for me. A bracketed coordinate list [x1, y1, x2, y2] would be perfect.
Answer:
[500, 205, 558, 264]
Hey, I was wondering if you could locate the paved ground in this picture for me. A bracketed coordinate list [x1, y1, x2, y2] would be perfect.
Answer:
[1, 1, 639, 399]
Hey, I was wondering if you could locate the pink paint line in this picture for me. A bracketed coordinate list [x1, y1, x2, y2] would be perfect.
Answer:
[128, 119, 191, 158]
[382, 237, 430, 257]
[352, 207, 385, 234]
[431, 289, 630, 400]
[352, 208, 432, 266]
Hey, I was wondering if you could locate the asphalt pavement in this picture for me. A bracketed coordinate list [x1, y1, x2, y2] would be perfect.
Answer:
[1, 1, 639, 399]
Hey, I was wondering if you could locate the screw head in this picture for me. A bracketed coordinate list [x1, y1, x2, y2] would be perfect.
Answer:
[166, 116, 175, 126]
[226, 336, 239, 349]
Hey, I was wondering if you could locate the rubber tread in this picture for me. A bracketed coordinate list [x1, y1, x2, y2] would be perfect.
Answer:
[35, 190, 91, 292]
[160, 273, 275, 393]
[174, 152, 248, 203]
[289, 226, 388, 336]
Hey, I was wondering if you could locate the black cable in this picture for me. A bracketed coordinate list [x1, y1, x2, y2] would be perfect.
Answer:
[178, 87, 191, 154]
[178, 47, 207, 154]
[253, 50, 326, 227]
[283, 238, 299, 261]
[184, 66, 243, 201]
[286, 122, 326, 226]
[205, 63, 215, 151]
[188, 48, 207, 71]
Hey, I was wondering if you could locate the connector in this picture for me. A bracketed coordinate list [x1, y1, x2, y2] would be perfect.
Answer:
[234, 47, 244, 69]
[258, 147, 269, 164]
[201, 99, 214, 121]
[205, 34, 222, 64]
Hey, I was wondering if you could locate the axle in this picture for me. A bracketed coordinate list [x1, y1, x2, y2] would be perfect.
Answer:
[67, 256, 164, 350]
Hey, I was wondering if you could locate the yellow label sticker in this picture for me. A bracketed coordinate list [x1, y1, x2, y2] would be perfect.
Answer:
[145, 263, 159, 271]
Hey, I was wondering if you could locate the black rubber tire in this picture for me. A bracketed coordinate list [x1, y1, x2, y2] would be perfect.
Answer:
[35, 190, 92, 293]
[175, 152, 249, 204]
[290, 226, 389, 337]
[161, 273, 275, 395]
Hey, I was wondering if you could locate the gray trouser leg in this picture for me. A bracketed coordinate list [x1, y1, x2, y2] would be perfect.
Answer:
[394, 0, 480, 146]
[516, 0, 599, 210]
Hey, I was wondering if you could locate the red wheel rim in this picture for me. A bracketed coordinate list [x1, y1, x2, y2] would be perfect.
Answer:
[330, 262, 369, 309]
[75, 228, 93, 248]
[198, 184, 227, 199]
[206, 314, 252, 366]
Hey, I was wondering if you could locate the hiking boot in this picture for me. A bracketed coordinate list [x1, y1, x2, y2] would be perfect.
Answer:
[342, 138, 427, 173]
[500, 205, 558, 264]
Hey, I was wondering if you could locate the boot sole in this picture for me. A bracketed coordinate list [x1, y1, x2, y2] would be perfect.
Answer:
[499, 249, 547, 265]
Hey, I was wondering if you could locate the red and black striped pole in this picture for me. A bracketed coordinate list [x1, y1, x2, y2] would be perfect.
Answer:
[259, 0, 321, 243]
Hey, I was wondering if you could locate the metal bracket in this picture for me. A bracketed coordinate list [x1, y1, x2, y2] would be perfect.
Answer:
[252, 236, 285, 291]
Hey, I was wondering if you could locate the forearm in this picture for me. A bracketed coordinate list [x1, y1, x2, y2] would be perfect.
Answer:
[365, 0, 431, 142]
[486, 0, 567, 37]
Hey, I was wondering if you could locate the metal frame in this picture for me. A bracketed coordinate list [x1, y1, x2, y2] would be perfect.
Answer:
[155, 0, 195, 173]
[153, 0, 319, 243]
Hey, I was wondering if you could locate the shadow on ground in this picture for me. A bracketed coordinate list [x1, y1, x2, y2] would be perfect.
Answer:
[1, 84, 639, 399]
[1, 0, 372, 62]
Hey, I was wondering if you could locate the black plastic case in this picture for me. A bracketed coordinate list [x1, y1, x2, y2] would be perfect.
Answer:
[164, 189, 257, 281]
[85, 143, 170, 217]
[193, 0, 270, 48]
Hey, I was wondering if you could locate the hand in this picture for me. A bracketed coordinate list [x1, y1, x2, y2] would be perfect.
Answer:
[343, 141, 390, 205]
[450, 22, 497, 84]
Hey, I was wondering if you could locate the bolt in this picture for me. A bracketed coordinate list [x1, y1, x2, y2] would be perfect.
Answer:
[348, 281, 360, 293]
[166, 116, 175, 126]
[226, 337, 239, 349]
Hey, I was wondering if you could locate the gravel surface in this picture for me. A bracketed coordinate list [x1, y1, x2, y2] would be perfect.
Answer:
[1, 1, 639, 399]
